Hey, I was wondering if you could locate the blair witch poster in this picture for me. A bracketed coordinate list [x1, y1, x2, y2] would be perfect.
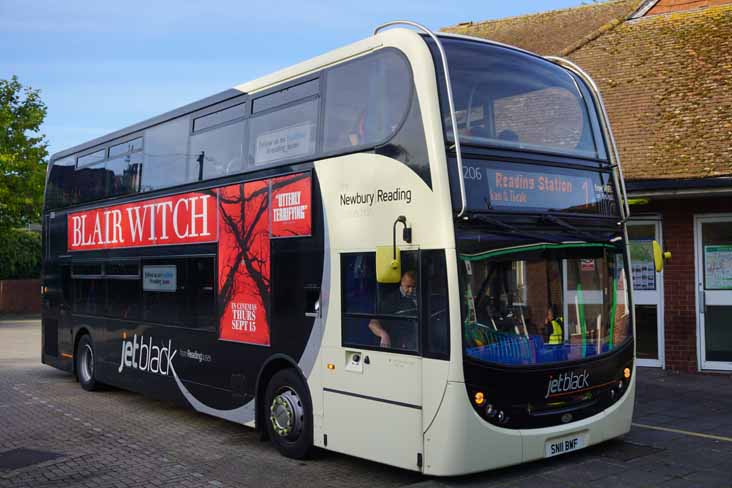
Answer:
[217, 172, 312, 346]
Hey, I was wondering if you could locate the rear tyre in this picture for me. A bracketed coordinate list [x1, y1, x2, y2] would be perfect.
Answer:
[76, 335, 98, 391]
[264, 369, 313, 459]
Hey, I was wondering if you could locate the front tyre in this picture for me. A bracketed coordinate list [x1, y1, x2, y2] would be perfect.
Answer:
[76, 335, 98, 391]
[264, 369, 313, 459]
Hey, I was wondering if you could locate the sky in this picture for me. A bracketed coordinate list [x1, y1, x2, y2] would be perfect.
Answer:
[1, 0, 590, 158]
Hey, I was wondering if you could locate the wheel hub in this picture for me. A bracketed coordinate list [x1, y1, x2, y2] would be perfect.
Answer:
[269, 389, 304, 440]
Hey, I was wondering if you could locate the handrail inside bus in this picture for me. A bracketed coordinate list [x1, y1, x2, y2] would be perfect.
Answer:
[544, 56, 631, 221]
[373, 20, 468, 218]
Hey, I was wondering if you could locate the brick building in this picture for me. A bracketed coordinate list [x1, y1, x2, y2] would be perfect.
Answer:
[444, 0, 732, 372]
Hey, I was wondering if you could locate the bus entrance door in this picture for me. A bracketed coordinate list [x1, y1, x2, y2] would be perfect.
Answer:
[322, 346, 423, 471]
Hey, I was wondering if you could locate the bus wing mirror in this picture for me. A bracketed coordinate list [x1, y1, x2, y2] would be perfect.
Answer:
[376, 246, 401, 283]
[652, 240, 671, 272]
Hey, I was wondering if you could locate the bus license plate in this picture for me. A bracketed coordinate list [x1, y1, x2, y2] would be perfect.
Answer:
[545, 433, 587, 458]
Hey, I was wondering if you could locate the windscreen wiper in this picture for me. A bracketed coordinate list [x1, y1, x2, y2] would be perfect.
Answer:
[466, 214, 562, 244]
[540, 214, 607, 243]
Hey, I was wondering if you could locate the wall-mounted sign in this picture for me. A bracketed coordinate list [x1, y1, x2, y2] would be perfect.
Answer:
[143, 265, 177, 292]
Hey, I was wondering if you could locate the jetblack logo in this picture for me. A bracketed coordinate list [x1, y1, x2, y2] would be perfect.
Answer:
[545, 370, 590, 398]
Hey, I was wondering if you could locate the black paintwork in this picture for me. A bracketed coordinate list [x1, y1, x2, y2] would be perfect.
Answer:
[463, 340, 634, 429]
[41, 166, 325, 413]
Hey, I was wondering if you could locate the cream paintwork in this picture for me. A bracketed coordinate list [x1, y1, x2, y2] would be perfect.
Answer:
[314, 153, 447, 250]
[313, 152, 450, 469]
[228, 28, 457, 470]
[422, 372, 636, 476]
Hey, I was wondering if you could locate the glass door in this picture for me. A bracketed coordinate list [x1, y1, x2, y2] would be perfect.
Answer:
[628, 220, 664, 367]
[695, 215, 732, 371]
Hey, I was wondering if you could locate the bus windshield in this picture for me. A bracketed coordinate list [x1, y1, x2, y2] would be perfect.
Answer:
[428, 36, 607, 161]
[460, 243, 631, 366]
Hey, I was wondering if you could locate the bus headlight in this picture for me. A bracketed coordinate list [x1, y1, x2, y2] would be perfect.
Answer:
[623, 367, 631, 380]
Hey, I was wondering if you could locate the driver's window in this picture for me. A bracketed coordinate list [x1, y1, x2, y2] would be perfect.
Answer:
[341, 251, 419, 353]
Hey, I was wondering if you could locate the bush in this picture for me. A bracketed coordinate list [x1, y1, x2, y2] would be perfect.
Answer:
[0, 229, 41, 280]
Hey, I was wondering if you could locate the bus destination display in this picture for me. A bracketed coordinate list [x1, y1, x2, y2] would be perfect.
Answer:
[462, 161, 613, 215]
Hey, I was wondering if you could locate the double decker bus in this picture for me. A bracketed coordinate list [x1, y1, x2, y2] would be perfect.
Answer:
[42, 22, 639, 475]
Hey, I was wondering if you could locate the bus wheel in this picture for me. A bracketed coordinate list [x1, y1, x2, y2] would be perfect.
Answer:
[76, 335, 98, 391]
[264, 369, 313, 459]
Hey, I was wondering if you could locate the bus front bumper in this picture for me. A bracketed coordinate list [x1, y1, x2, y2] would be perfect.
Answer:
[422, 373, 635, 476]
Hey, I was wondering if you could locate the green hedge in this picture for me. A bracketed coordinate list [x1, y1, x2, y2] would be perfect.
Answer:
[0, 229, 41, 280]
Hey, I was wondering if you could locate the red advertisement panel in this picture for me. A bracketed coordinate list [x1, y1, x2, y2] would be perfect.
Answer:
[271, 173, 312, 238]
[218, 181, 271, 346]
[67, 191, 218, 251]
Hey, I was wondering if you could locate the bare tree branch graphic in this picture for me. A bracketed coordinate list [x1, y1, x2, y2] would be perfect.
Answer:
[217, 173, 310, 325]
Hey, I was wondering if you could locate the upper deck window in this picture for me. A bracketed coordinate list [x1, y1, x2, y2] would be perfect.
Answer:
[141, 117, 191, 191]
[109, 137, 143, 158]
[193, 103, 247, 132]
[77, 149, 106, 167]
[323, 50, 411, 153]
[249, 99, 318, 166]
[427, 37, 607, 161]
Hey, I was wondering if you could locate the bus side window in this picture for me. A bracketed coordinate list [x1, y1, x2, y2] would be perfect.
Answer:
[323, 50, 411, 153]
[189, 257, 215, 329]
[142, 260, 188, 326]
[248, 99, 318, 167]
[106, 153, 142, 196]
[141, 257, 215, 329]
[106, 261, 140, 320]
[71, 263, 105, 315]
[341, 253, 378, 346]
[190, 120, 246, 180]
[46, 156, 77, 208]
[341, 251, 420, 353]
[140, 117, 191, 192]
[422, 250, 450, 359]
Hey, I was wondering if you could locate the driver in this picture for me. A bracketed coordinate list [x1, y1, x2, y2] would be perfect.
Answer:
[368, 270, 418, 350]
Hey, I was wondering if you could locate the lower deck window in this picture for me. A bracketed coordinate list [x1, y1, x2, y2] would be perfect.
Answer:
[143, 257, 215, 329]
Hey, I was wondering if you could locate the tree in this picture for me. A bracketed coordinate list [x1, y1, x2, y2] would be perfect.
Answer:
[0, 76, 48, 231]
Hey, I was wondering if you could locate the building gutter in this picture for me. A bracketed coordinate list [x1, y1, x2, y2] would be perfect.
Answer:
[627, 177, 732, 199]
